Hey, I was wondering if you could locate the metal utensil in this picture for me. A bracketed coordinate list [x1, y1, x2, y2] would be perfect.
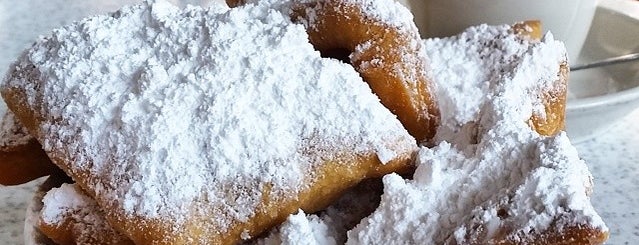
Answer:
[571, 53, 639, 71]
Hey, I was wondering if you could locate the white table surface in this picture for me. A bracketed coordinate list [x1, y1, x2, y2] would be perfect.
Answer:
[1, 1, 638, 244]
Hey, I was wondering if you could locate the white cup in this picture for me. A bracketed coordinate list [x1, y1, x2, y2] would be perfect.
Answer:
[401, 0, 598, 61]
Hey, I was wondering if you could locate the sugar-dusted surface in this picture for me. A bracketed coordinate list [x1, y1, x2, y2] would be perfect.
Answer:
[299, 0, 415, 28]
[1, 1, 639, 245]
[9, 116, 637, 244]
[0, 104, 31, 147]
[10, 123, 633, 244]
[40, 183, 131, 244]
[346, 25, 604, 244]
[241, 0, 416, 29]
[2, 0, 415, 243]
[0, 0, 143, 243]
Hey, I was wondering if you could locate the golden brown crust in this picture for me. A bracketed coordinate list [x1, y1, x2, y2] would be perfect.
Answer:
[98, 149, 414, 244]
[228, 5, 563, 140]
[9, 4, 588, 245]
[508, 225, 609, 245]
[3, 12, 418, 245]
[462, 224, 608, 245]
[38, 208, 134, 245]
[27, 176, 67, 245]
[513, 20, 567, 136]
[9, 98, 416, 244]
[34, 177, 134, 245]
[486, 222, 608, 245]
[529, 62, 568, 136]
[292, 0, 440, 142]
[227, 0, 441, 142]
[226, 0, 244, 7]
[512, 20, 543, 40]
[454, 203, 608, 245]
[32, 154, 412, 245]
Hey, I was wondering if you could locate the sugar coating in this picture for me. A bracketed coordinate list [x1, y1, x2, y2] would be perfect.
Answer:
[346, 25, 607, 244]
[257, 210, 337, 245]
[267, 25, 607, 244]
[242, 0, 426, 89]
[8, 0, 608, 243]
[241, 0, 416, 29]
[300, 0, 416, 28]
[0, 103, 32, 148]
[255, 179, 382, 244]
[40, 183, 130, 244]
[2, 0, 414, 236]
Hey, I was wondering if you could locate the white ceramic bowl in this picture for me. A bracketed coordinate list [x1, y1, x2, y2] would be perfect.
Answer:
[566, 0, 639, 143]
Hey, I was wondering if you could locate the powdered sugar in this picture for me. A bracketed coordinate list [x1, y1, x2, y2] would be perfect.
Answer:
[255, 178, 382, 244]
[3, 0, 414, 237]
[40, 183, 131, 244]
[347, 25, 607, 244]
[258, 210, 337, 245]
[303, 0, 415, 28]
[40, 183, 98, 224]
[241, 0, 416, 30]
[259, 24, 606, 244]
[6, 0, 607, 243]
[0, 108, 33, 148]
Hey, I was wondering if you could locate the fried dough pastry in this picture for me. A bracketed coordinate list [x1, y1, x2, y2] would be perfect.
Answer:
[25, 176, 67, 245]
[291, 0, 441, 142]
[3, 1, 416, 244]
[7, 0, 604, 243]
[229, 2, 565, 140]
[0, 110, 60, 186]
[229, 0, 440, 142]
[28, 178, 383, 245]
[513, 20, 567, 136]
[23, 176, 131, 245]
[18, 20, 606, 245]
[347, 23, 608, 244]
[38, 182, 133, 245]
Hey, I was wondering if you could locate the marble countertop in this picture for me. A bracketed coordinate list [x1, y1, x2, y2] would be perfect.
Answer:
[1, 0, 638, 244]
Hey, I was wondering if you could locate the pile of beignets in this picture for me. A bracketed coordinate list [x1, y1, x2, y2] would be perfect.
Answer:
[1, 0, 607, 244]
